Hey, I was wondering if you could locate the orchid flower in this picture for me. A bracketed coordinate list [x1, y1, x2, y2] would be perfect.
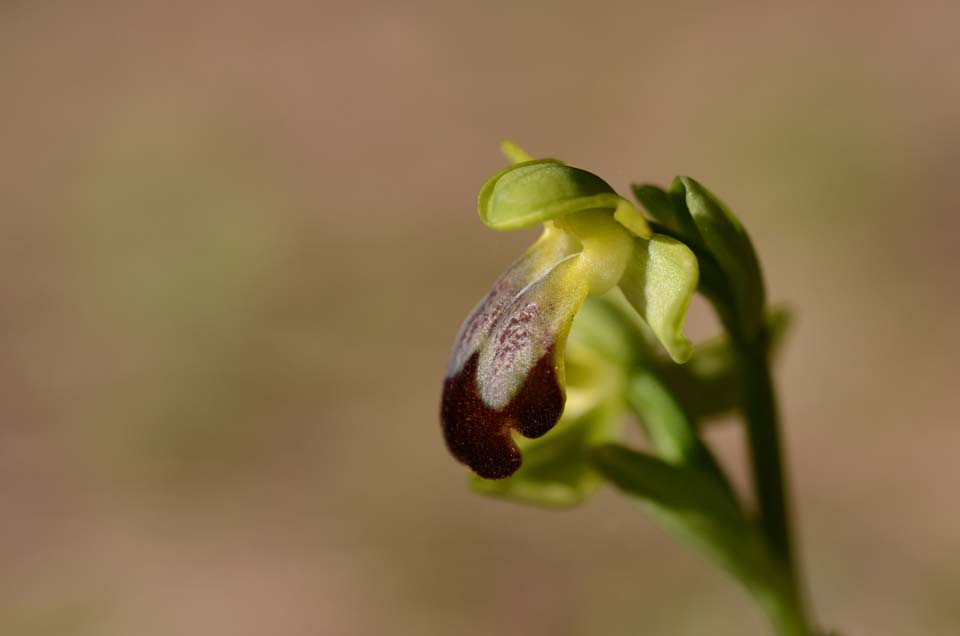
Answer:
[441, 143, 699, 479]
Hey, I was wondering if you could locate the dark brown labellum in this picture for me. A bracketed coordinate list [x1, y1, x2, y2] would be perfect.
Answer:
[441, 347, 564, 479]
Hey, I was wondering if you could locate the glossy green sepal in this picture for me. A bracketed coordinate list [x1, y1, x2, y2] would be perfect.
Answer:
[478, 159, 620, 231]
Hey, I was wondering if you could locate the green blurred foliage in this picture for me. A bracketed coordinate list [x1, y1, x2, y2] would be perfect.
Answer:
[58, 138, 304, 487]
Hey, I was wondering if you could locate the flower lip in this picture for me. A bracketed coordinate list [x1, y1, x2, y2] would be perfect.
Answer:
[441, 347, 564, 479]
[441, 236, 588, 479]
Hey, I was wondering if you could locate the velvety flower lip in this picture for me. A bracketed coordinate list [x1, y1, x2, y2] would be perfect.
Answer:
[441, 228, 587, 479]
[441, 346, 565, 479]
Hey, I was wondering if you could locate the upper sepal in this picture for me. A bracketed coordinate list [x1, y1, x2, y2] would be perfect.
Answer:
[478, 159, 621, 231]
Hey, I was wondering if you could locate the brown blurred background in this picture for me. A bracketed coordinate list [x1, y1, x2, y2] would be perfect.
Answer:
[2, 1, 958, 634]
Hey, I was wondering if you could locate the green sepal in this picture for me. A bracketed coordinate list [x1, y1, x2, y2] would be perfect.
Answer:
[674, 177, 766, 338]
[618, 234, 699, 363]
[590, 444, 800, 622]
[652, 307, 792, 422]
[625, 372, 730, 491]
[478, 160, 621, 231]
[562, 298, 636, 419]
[631, 183, 700, 242]
[565, 295, 646, 370]
[632, 179, 767, 339]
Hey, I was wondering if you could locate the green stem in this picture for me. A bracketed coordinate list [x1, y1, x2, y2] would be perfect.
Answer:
[736, 330, 814, 634]
[758, 580, 812, 636]
[737, 334, 793, 570]
[629, 222, 816, 631]
[625, 366, 815, 635]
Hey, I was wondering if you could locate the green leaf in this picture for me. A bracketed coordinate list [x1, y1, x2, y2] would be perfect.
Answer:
[591, 444, 742, 521]
[653, 307, 792, 421]
[478, 160, 621, 231]
[674, 177, 766, 338]
[618, 234, 699, 363]
[590, 444, 798, 620]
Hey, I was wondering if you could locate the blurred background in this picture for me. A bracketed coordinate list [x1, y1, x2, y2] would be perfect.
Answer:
[2, 1, 958, 634]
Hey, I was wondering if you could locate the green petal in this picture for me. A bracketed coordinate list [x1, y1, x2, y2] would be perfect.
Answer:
[498, 139, 533, 164]
[618, 234, 699, 363]
[478, 160, 620, 231]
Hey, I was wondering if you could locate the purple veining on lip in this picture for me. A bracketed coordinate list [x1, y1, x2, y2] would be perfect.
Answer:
[445, 231, 577, 377]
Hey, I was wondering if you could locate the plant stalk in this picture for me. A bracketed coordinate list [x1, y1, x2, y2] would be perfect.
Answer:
[736, 329, 815, 634]
[738, 333, 793, 569]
